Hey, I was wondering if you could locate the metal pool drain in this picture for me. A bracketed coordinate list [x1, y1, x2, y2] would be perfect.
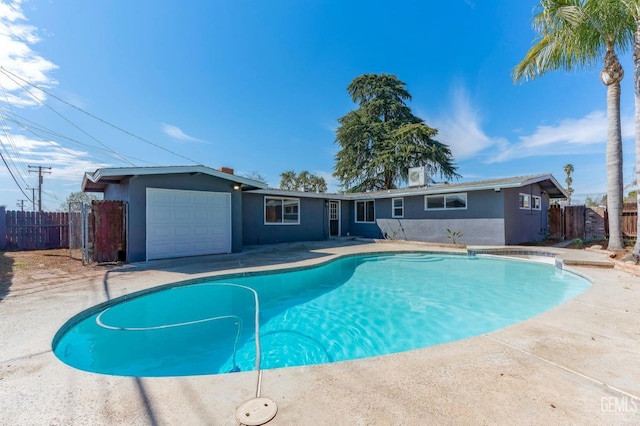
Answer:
[235, 397, 277, 425]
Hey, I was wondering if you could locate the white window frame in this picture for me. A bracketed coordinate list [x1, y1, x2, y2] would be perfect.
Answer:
[355, 200, 375, 223]
[532, 195, 541, 210]
[392, 198, 404, 218]
[519, 193, 531, 210]
[424, 193, 467, 210]
[264, 196, 300, 225]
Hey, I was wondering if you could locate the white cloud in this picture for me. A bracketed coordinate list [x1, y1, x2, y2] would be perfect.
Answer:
[0, 133, 108, 180]
[161, 123, 207, 143]
[489, 111, 634, 163]
[422, 82, 635, 170]
[430, 84, 506, 160]
[0, 128, 112, 208]
[0, 0, 58, 107]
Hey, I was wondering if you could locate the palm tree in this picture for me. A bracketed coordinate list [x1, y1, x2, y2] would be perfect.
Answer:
[279, 170, 297, 191]
[564, 163, 575, 204]
[513, 0, 634, 251]
[620, 0, 640, 256]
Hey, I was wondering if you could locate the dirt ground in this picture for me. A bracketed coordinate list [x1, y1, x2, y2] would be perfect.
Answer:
[0, 248, 113, 296]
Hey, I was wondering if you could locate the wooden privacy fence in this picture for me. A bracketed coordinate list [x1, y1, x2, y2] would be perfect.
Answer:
[622, 203, 638, 237]
[600, 204, 637, 238]
[549, 203, 637, 241]
[1, 210, 81, 251]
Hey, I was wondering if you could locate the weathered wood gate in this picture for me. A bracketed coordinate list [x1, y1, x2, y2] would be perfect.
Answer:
[548, 205, 586, 240]
[548, 205, 563, 239]
[564, 205, 586, 240]
[90, 201, 127, 263]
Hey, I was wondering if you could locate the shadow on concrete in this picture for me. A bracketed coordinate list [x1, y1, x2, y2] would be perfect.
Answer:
[123, 239, 371, 277]
[134, 378, 159, 426]
[0, 251, 14, 302]
[102, 269, 116, 301]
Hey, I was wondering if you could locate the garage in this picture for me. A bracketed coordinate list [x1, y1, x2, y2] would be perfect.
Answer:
[146, 188, 231, 260]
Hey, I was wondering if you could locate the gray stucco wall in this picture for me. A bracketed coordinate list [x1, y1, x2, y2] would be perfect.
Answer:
[503, 185, 548, 244]
[353, 189, 507, 244]
[349, 205, 384, 239]
[242, 193, 328, 245]
[377, 218, 506, 245]
[104, 179, 130, 202]
[103, 173, 243, 262]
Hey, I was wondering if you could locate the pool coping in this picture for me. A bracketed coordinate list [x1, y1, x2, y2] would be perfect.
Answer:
[1, 241, 639, 425]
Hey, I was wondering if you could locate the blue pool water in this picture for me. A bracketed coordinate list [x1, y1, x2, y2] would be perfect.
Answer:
[53, 253, 590, 377]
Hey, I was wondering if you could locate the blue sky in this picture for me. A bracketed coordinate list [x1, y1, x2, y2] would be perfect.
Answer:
[0, 0, 636, 210]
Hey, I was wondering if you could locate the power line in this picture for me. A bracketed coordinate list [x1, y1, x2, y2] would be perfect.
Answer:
[0, 68, 138, 167]
[0, 148, 32, 202]
[0, 107, 158, 166]
[0, 136, 32, 189]
[0, 83, 34, 183]
[0, 66, 200, 165]
[41, 189, 66, 211]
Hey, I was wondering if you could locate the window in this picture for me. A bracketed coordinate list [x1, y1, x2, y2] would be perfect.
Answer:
[355, 200, 375, 223]
[519, 193, 531, 209]
[425, 193, 467, 210]
[532, 195, 541, 210]
[265, 197, 300, 224]
[392, 198, 404, 218]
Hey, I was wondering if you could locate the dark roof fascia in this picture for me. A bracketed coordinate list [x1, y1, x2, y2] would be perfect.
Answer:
[81, 165, 269, 192]
[345, 174, 568, 200]
[248, 173, 568, 200]
[521, 174, 569, 198]
[247, 174, 567, 201]
[245, 189, 350, 200]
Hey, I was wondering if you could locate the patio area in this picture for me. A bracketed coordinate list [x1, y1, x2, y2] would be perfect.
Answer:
[0, 240, 638, 425]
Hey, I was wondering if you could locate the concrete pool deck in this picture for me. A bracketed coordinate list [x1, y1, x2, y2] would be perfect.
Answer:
[0, 240, 638, 425]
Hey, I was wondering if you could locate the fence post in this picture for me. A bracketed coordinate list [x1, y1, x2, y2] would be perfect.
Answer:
[0, 206, 6, 250]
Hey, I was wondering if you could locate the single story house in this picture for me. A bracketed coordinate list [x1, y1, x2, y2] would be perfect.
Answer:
[82, 166, 567, 262]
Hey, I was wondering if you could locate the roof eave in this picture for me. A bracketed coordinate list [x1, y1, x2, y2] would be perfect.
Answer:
[81, 166, 269, 192]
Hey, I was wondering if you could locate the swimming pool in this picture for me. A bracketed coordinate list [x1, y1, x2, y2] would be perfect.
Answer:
[53, 252, 590, 377]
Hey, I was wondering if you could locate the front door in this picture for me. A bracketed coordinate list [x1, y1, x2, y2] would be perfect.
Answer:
[328, 200, 340, 237]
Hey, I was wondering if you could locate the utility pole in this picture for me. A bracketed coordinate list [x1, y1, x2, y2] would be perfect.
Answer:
[26, 187, 37, 211]
[16, 199, 27, 211]
[28, 165, 51, 212]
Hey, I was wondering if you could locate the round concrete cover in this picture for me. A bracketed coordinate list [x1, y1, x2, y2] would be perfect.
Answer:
[235, 397, 278, 425]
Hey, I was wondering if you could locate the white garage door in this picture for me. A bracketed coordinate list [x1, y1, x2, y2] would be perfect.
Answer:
[146, 188, 231, 261]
